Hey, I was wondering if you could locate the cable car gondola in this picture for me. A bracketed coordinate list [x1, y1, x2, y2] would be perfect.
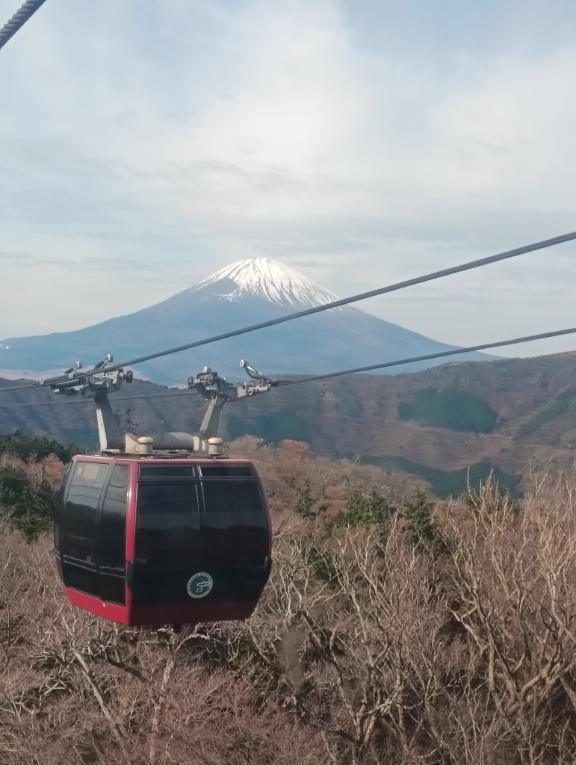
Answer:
[55, 454, 271, 626]
[49, 356, 275, 627]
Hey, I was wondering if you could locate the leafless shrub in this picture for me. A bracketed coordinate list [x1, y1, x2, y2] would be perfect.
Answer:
[2, 454, 576, 764]
[440, 485, 576, 764]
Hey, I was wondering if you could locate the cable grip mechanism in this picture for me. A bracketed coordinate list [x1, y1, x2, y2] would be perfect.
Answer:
[45, 354, 133, 396]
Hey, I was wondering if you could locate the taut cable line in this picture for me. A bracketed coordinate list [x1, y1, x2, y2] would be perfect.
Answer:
[1, 231, 575, 394]
[0, 392, 194, 409]
[0, 0, 48, 52]
[101, 231, 576, 374]
[1, 325, 575, 411]
[277, 326, 576, 386]
[0, 382, 44, 393]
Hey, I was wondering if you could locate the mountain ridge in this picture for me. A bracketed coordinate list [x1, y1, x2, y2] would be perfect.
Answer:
[0, 257, 490, 383]
[2, 349, 576, 497]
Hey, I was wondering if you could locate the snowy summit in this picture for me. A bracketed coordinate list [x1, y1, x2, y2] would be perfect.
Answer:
[190, 258, 339, 308]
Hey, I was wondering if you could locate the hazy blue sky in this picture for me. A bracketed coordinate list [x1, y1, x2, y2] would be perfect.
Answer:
[1, 0, 575, 358]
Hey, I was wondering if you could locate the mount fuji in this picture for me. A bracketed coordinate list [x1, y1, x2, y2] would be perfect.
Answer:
[0, 258, 489, 384]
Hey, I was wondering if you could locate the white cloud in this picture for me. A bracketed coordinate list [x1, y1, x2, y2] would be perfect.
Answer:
[1, 0, 575, 356]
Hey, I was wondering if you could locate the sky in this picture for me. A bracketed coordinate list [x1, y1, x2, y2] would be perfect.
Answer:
[1, 0, 575, 358]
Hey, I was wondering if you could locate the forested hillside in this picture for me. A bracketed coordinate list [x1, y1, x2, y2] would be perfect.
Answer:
[3, 350, 576, 497]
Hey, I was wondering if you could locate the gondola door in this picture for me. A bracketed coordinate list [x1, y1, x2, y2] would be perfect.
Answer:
[57, 458, 131, 623]
[198, 465, 271, 607]
[58, 460, 110, 598]
[97, 464, 129, 605]
[127, 462, 270, 626]
[130, 465, 203, 620]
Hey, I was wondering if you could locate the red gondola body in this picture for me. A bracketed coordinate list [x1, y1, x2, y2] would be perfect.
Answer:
[55, 455, 272, 626]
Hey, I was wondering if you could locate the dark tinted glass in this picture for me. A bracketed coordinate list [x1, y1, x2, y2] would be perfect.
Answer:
[139, 466, 196, 479]
[133, 482, 201, 604]
[63, 462, 109, 553]
[74, 461, 110, 489]
[60, 461, 109, 596]
[55, 462, 74, 554]
[201, 466, 253, 478]
[135, 483, 201, 559]
[202, 480, 268, 565]
[99, 464, 129, 604]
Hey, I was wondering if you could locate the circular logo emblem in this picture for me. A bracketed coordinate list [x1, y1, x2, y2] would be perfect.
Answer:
[186, 572, 214, 599]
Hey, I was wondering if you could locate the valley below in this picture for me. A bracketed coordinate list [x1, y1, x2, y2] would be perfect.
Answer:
[3, 349, 576, 497]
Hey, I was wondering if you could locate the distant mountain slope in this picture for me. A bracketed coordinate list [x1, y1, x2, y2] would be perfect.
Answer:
[0, 258, 489, 384]
[2, 350, 576, 497]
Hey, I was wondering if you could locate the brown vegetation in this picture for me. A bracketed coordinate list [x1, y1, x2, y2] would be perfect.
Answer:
[1, 442, 576, 763]
[228, 436, 423, 523]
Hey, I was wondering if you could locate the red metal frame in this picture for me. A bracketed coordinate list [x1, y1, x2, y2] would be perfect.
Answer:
[64, 588, 258, 626]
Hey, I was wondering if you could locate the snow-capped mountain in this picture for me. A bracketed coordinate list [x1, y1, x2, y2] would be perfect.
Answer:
[189, 258, 339, 308]
[0, 258, 490, 384]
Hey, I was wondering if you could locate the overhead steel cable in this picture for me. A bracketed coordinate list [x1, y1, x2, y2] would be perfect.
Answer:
[0, 391, 194, 409]
[0, 0, 48, 51]
[0, 382, 44, 393]
[1, 325, 575, 411]
[93, 230, 576, 375]
[278, 327, 576, 386]
[1, 230, 575, 393]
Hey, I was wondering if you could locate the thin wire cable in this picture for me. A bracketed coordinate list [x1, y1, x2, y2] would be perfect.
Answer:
[1, 326, 575, 412]
[0, 391, 193, 409]
[0, 382, 44, 393]
[279, 327, 576, 386]
[0, 0, 48, 51]
[98, 231, 576, 374]
[1, 231, 575, 390]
